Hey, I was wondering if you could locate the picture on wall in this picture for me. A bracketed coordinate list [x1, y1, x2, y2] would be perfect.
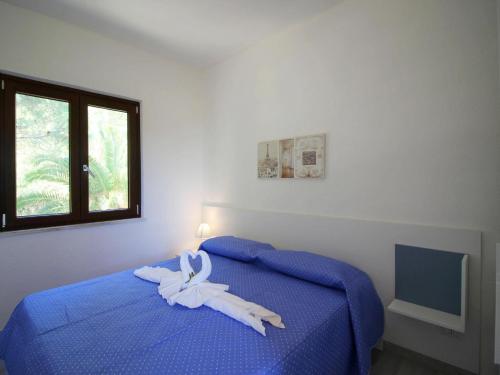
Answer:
[294, 134, 326, 178]
[257, 140, 279, 178]
[279, 139, 294, 178]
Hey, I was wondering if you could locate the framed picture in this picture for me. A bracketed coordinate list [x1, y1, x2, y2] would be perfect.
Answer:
[279, 139, 294, 178]
[257, 140, 279, 178]
[294, 134, 326, 178]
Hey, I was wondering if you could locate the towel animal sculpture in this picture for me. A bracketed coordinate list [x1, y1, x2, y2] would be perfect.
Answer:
[134, 250, 285, 336]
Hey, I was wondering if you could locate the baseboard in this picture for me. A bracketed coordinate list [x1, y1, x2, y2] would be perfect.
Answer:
[376, 341, 475, 375]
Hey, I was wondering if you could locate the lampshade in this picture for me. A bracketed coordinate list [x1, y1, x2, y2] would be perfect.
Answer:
[196, 223, 211, 239]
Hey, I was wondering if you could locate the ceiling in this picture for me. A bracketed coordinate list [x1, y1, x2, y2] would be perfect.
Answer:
[3, 0, 340, 67]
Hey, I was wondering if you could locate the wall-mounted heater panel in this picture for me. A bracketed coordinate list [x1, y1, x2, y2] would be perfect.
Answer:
[388, 244, 468, 333]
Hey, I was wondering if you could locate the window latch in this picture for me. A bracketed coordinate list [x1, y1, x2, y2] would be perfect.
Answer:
[82, 164, 95, 178]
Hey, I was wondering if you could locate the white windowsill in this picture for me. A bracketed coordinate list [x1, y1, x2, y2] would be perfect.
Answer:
[0, 217, 146, 238]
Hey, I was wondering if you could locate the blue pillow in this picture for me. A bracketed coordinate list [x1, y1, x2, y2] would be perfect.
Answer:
[256, 250, 369, 289]
[199, 236, 275, 261]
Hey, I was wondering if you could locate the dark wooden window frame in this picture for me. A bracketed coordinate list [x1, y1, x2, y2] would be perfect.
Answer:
[0, 73, 141, 232]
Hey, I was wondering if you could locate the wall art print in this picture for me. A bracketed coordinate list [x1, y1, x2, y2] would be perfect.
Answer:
[258, 134, 326, 179]
[257, 140, 279, 178]
[294, 134, 325, 178]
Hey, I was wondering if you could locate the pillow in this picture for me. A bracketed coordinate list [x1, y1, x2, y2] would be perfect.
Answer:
[199, 236, 275, 262]
[256, 250, 368, 289]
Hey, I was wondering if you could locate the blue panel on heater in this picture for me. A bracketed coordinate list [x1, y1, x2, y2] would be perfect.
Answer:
[395, 244, 464, 316]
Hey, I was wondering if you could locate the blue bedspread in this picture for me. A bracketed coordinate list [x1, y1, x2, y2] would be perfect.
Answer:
[1, 240, 383, 375]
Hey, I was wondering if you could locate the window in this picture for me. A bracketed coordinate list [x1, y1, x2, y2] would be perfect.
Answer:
[0, 74, 141, 231]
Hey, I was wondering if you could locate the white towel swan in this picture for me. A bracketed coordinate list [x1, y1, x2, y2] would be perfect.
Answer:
[134, 250, 285, 335]
[180, 250, 212, 286]
[135, 250, 227, 303]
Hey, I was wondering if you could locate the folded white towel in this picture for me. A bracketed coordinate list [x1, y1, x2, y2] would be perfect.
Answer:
[180, 250, 212, 286]
[135, 251, 229, 304]
[204, 291, 285, 336]
[133, 266, 179, 284]
[134, 250, 285, 336]
[166, 281, 229, 308]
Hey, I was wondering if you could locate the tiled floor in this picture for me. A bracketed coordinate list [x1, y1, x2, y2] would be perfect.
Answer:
[371, 347, 470, 375]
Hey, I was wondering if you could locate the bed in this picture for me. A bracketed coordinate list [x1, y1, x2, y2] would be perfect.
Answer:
[0, 236, 384, 375]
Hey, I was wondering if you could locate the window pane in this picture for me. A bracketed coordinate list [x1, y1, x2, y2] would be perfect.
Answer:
[15, 93, 70, 217]
[88, 106, 129, 212]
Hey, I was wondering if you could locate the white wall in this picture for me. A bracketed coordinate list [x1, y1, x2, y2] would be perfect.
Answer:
[204, 0, 500, 373]
[0, 2, 206, 327]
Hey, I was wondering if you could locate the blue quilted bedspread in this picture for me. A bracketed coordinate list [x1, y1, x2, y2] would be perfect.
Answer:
[0, 238, 383, 375]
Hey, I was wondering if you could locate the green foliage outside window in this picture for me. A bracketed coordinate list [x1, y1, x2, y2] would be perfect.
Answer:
[15, 94, 128, 217]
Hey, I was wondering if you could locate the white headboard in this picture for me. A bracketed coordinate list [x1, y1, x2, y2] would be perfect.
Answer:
[202, 203, 482, 373]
